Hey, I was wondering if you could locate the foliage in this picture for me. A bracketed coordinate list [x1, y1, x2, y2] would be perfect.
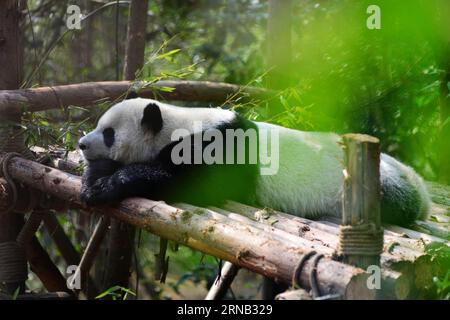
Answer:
[19, 0, 450, 299]
[95, 286, 136, 300]
[426, 243, 450, 299]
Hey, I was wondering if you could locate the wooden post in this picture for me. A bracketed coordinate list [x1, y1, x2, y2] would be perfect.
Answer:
[0, 0, 27, 295]
[103, 0, 149, 292]
[73, 216, 110, 293]
[339, 134, 384, 269]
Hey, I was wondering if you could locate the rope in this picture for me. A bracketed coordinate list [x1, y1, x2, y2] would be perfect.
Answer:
[309, 253, 324, 298]
[0, 242, 28, 283]
[338, 223, 384, 256]
[0, 152, 23, 215]
[292, 251, 326, 299]
[292, 251, 315, 288]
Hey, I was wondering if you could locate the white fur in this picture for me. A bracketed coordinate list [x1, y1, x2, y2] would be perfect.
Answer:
[255, 123, 344, 217]
[255, 122, 430, 219]
[80, 98, 235, 164]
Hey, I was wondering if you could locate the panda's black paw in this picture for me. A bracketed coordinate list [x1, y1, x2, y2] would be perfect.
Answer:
[80, 176, 124, 206]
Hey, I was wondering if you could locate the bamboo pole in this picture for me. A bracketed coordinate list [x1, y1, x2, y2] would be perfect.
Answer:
[339, 134, 383, 269]
[0, 80, 271, 114]
[1, 154, 374, 299]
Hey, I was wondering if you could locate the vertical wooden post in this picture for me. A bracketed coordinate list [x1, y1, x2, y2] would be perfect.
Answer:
[103, 0, 149, 293]
[339, 134, 383, 269]
[0, 0, 27, 295]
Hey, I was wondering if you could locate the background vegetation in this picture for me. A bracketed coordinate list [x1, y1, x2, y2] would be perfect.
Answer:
[20, 0, 450, 299]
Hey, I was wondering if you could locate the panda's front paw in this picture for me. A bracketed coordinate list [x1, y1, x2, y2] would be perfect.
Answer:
[80, 176, 124, 206]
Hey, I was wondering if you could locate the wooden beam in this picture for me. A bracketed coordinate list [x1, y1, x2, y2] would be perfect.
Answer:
[1, 154, 374, 299]
[0, 80, 271, 114]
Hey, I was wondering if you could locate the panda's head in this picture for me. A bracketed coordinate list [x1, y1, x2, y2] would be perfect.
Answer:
[79, 98, 165, 164]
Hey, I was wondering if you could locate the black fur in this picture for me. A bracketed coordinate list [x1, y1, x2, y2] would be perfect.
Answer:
[103, 128, 115, 148]
[141, 103, 163, 133]
[80, 114, 259, 207]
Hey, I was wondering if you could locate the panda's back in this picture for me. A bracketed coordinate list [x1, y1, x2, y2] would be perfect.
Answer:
[254, 122, 344, 217]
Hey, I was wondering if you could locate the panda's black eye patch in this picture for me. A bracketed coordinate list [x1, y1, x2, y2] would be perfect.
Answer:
[103, 128, 115, 148]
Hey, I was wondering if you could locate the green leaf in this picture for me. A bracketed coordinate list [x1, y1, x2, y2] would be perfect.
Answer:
[156, 49, 181, 61]
[157, 86, 175, 92]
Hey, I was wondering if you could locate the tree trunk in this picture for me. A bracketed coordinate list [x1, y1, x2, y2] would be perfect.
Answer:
[0, 0, 26, 295]
[103, 0, 149, 293]
[266, 0, 292, 117]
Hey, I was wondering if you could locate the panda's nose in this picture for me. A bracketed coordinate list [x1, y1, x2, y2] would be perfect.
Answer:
[79, 138, 88, 150]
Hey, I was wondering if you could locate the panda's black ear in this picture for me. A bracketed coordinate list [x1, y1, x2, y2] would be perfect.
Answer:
[125, 91, 139, 100]
[142, 103, 163, 133]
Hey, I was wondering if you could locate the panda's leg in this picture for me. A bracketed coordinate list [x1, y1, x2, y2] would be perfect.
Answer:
[380, 154, 430, 226]
[80, 162, 174, 206]
[82, 158, 122, 186]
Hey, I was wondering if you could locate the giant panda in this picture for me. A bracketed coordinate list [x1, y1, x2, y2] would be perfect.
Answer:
[79, 97, 430, 226]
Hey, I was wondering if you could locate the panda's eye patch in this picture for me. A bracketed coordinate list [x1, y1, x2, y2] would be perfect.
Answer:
[103, 128, 115, 148]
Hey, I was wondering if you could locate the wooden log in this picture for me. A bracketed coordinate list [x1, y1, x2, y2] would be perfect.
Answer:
[72, 216, 110, 291]
[339, 134, 383, 269]
[2, 155, 373, 299]
[412, 220, 449, 240]
[221, 202, 413, 299]
[16, 211, 43, 246]
[0, 0, 27, 295]
[205, 261, 240, 300]
[43, 214, 99, 297]
[224, 201, 426, 263]
[0, 291, 73, 300]
[0, 80, 271, 114]
[25, 236, 70, 293]
[275, 289, 312, 300]
[209, 206, 334, 255]
[384, 224, 449, 246]
[43, 214, 81, 266]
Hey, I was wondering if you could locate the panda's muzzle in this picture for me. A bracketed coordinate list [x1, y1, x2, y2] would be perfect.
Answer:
[79, 143, 88, 150]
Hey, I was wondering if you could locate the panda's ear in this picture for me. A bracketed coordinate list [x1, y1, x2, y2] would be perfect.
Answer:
[125, 91, 139, 100]
[141, 103, 163, 133]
